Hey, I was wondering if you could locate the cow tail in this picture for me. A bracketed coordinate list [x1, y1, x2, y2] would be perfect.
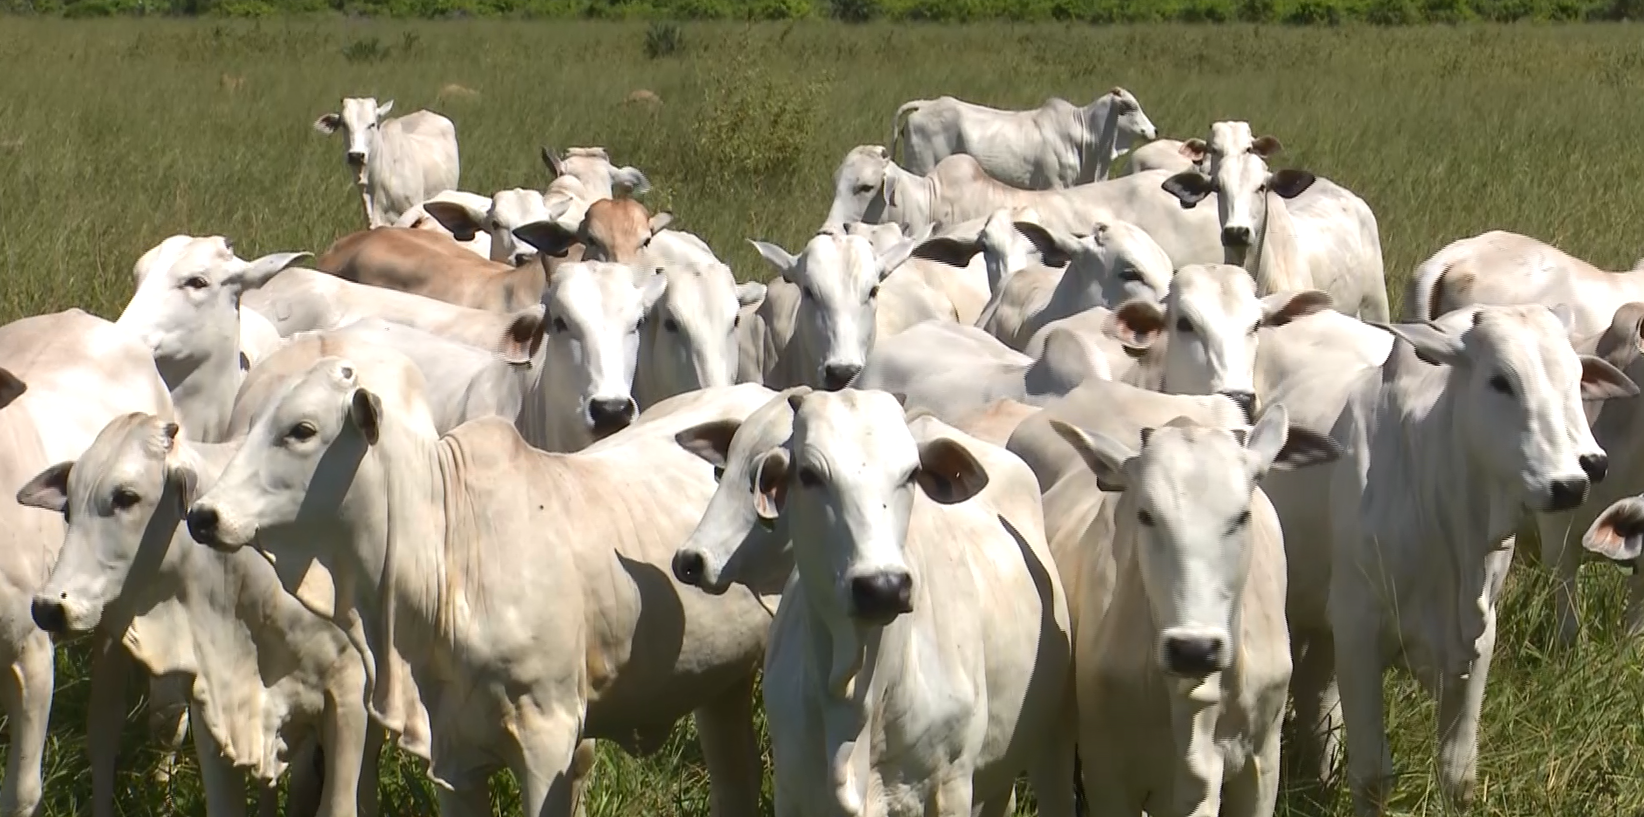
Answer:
[890, 99, 928, 165]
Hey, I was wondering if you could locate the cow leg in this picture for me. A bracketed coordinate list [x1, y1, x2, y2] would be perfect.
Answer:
[1332, 607, 1393, 817]
[190, 700, 249, 817]
[930, 768, 974, 817]
[86, 633, 132, 817]
[1076, 738, 1134, 817]
[1286, 630, 1341, 793]
[146, 671, 193, 798]
[315, 677, 374, 817]
[1534, 511, 1583, 646]
[511, 703, 584, 817]
[692, 675, 762, 817]
[1436, 611, 1497, 812]
[568, 740, 595, 817]
[0, 631, 52, 817]
[1221, 726, 1280, 817]
[435, 774, 492, 817]
[1624, 565, 1644, 637]
[1024, 697, 1077, 817]
[283, 737, 323, 817]
[356, 722, 387, 817]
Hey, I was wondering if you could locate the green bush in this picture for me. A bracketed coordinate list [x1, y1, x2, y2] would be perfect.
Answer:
[643, 19, 684, 56]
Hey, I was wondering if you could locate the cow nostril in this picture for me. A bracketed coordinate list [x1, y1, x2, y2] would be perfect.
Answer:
[186, 506, 220, 544]
[1163, 636, 1224, 676]
[1219, 390, 1257, 423]
[1580, 453, 1609, 483]
[588, 398, 637, 434]
[821, 364, 862, 392]
[672, 550, 706, 585]
[1221, 226, 1251, 247]
[849, 572, 913, 622]
[31, 598, 65, 633]
[1547, 478, 1590, 512]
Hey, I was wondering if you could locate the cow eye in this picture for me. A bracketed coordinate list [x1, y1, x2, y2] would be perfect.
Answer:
[289, 422, 318, 442]
[183, 276, 209, 290]
[712, 465, 725, 481]
[732, 314, 742, 329]
[1175, 317, 1194, 334]
[853, 184, 875, 195]
[112, 488, 140, 509]
[801, 287, 815, 301]
[1118, 269, 1141, 282]
[1138, 509, 1155, 526]
[663, 317, 680, 333]
[1489, 374, 1513, 396]
[1232, 509, 1251, 528]
[552, 317, 569, 334]
[867, 285, 880, 300]
[797, 467, 821, 488]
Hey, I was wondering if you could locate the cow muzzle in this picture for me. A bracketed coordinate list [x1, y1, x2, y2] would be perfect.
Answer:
[31, 594, 95, 636]
[820, 362, 862, 392]
[186, 504, 248, 552]
[1542, 476, 1591, 513]
[1221, 225, 1252, 248]
[848, 570, 913, 625]
[345, 151, 367, 168]
[1218, 390, 1257, 423]
[1159, 628, 1229, 678]
[587, 397, 637, 437]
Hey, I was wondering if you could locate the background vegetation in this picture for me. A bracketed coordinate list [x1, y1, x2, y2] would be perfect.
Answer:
[2, 17, 1644, 817]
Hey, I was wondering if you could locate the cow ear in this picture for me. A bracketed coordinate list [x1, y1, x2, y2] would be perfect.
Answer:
[1251, 135, 1283, 157]
[423, 200, 487, 243]
[235, 252, 311, 291]
[1370, 321, 1467, 368]
[1162, 171, 1214, 208]
[541, 146, 565, 177]
[498, 304, 548, 365]
[1048, 420, 1134, 492]
[1585, 496, 1644, 563]
[168, 459, 199, 515]
[1259, 289, 1332, 327]
[1104, 298, 1166, 351]
[1269, 169, 1316, 199]
[349, 388, 382, 446]
[909, 237, 981, 268]
[736, 281, 767, 307]
[1179, 138, 1207, 162]
[639, 271, 669, 314]
[18, 461, 73, 513]
[875, 237, 919, 279]
[648, 211, 674, 234]
[749, 240, 799, 281]
[1579, 355, 1640, 402]
[675, 419, 742, 470]
[915, 437, 989, 505]
[612, 167, 651, 197]
[752, 447, 790, 521]
[1595, 302, 1644, 372]
[1245, 404, 1342, 477]
[1013, 222, 1080, 268]
[376, 99, 395, 117]
[0, 368, 27, 410]
[513, 221, 580, 258]
[313, 113, 341, 135]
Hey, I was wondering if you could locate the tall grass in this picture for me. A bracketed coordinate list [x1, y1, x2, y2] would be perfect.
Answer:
[2, 18, 1644, 816]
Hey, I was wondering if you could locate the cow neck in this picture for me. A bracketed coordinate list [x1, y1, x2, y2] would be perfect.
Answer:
[1080, 97, 1122, 183]
[158, 322, 242, 445]
[1242, 190, 1309, 297]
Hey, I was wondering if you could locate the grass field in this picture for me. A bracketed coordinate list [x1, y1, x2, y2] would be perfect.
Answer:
[4, 16, 1644, 817]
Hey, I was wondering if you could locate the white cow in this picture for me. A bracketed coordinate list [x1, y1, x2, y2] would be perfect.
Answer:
[673, 388, 1076, 817]
[313, 97, 460, 229]
[1324, 305, 1634, 814]
[186, 366, 779, 817]
[748, 228, 953, 391]
[1404, 229, 1644, 337]
[823, 147, 1224, 270]
[19, 415, 379, 817]
[419, 189, 572, 266]
[856, 319, 1108, 422]
[907, 206, 1052, 296]
[1115, 138, 1206, 177]
[633, 231, 767, 409]
[242, 267, 547, 360]
[0, 309, 175, 817]
[327, 319, 532, 431]
[1163, 125, 1391, 321]
[115, 236, 311, 443]
[394, 190, 496, 259]
[1049, 406, 1339, 817]
[890, 87, 1158, 188]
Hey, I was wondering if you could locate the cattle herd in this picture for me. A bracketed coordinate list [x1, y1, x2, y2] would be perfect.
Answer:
[1, 82, 1643, 817]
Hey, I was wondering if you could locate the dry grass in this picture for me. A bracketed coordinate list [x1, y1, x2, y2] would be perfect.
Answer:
[2, 17, 1644, 817]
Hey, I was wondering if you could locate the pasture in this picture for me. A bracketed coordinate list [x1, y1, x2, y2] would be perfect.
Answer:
[3, 16, 1644, 817]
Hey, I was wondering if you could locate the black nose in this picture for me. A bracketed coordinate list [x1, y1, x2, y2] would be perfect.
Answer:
[588, 398, 636, 434]
[346, 151, 366, 165]
[1547, 478, 1590, 512]
[1219, 390, 1257, 423]
[1580, 453, 1609, 483]
[672, 550, 706, 586]
[1163, 635, 1225, 676]
[31, 598, 65, 634]
[1221, 226, 1252, 247]
[850, 572, 913, 622]
[186, 506, 220, 545]
[821, 363, 862, 391]
[512, 253, 533, 267]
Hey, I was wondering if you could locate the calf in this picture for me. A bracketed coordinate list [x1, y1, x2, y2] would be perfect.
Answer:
[313, 97, 460, 228]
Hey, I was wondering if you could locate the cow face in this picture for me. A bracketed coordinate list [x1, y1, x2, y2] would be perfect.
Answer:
[1102, 264, 1331, 417]
[20, 415, 199, 636]
[1109, 87, 1159, 146]
[751, 231, 920, 391]
[424, 189, 572, 267]
[1051, 406, 1338, 679]
[313, 97, 393, 176]
[1162, 121, 1317, 267]
[1378, 304, 1638, 514]
[640, 262, 763, 404]
[824, 145, 894, 229]
[513, 198, 673, 268]
[769, 390, 988, 626]
[541, 146, 651, 199]
[116, 235, 308, 367]
[672, 388, 807, 595]
[541, 262, 667, 439]
[1011, 219, 1176, 307]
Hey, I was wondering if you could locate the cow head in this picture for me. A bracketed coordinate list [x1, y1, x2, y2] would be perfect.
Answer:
[116, 235, 309, 369]
[1375, 304, 1637, 514]
[1011, 219, 1175, 306]
[750, 229, 923, 391]
[424, 189, 573, 267]
[1103, 264, 1331, 418]
[538, 262, 668, 439]
[314, 97, 394, 176]
[773, 390, 987, 626]
[20, 415, 200, 636]
[1161, 121, 1317, 268]
[1050, 406, 1338, 681]
[823, 145, 896, 229]
[513, 197, 673, 266]
[541, 146, 651, 199]
[672, 387, 808, 595]
[1106, 87, 1159, 147]
[638, 236, 765, 404]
